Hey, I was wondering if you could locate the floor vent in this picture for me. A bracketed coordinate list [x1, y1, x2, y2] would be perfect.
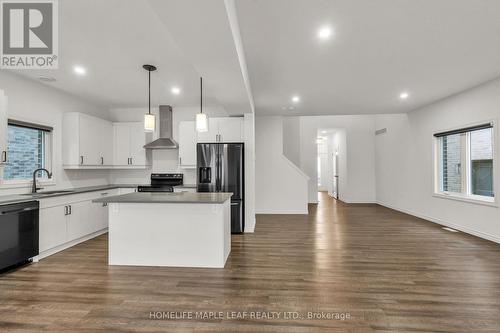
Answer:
[442, 227, 459, 233]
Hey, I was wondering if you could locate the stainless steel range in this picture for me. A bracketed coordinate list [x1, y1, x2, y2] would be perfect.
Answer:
[137, 173, 183, 192]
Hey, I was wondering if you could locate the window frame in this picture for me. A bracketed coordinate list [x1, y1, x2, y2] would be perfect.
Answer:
[433, 120, 497, 207]
[1, 118, 55, 188]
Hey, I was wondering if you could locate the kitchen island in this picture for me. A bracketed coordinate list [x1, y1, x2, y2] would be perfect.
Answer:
[93, 192, 232, 268]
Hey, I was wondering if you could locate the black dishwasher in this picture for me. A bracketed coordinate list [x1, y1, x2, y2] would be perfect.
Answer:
[0, 201, 39, 271]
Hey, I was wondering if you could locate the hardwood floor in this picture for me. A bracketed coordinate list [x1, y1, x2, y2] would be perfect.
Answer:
[1, 192, 500, 332]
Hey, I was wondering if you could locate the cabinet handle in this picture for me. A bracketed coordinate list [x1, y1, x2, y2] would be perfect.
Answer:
[179, 157, 182, 165]
[64, 206, 68, 215]
[68, 205, 72, 215]
[101, 156, 104, 165]
[130, 157, 133, 165]
[80, 156, 84, 165]
[127, 157, 130, 165]
[1, 151, 6, 163]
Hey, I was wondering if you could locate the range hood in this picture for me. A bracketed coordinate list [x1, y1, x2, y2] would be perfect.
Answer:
[143, 105, 179, 149]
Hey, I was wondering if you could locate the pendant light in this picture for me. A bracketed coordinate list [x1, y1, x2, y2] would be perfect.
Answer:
[143, 64, 157, 132]
[196, 77, 208, 132]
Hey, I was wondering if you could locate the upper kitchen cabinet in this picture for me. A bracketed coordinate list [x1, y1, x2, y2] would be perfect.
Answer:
[63, 113, 114, 168]
[197, 117, 244, 143]
[113, 122, 150, 168]
[178, 121, 197, 168]
[0, 90, 7, 168]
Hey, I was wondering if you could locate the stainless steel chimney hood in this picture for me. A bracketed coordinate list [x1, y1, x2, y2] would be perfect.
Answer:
[143, 105, 179, 149]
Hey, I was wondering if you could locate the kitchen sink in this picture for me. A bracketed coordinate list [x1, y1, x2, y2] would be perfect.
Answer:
[22, 190, 75, 196]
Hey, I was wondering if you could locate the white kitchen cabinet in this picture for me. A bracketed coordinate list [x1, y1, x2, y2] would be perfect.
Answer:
[63, 113, 114, 168]
[196, 118, 219, 143]
[114, 122, 149, 167]
[0, 90, 8, 169]
[38, 189, 117, 256]
[218, 118, 244, 142]
[39, 205, 68, 252]
[129, 122, 148, 166]
[196, 117, 244, 143]
[67, 201, 95, 240]
[99, 121, 114, 166]
[178, 121, 197, 168]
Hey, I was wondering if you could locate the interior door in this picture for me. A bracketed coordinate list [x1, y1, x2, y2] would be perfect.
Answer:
[333, 154, 339, 199]
[197, 143, 217, 192]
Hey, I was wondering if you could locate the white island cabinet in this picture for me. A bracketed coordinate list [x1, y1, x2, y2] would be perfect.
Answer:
[94, 192, 232, 268]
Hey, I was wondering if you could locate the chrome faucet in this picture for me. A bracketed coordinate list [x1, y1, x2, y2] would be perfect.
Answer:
[32, 168, 52, 193]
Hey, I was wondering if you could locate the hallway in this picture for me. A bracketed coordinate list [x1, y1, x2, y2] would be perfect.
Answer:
[1, 193, 500, 332]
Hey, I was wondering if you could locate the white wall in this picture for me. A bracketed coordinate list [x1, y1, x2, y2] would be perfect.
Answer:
[255, 116, 309, 214]
[299, 116, 376, 204]
[375, 78, 500, 243]
[244, 113, 256, 232]
[282, 116, 301, 167]
[0, 72, 109, 195]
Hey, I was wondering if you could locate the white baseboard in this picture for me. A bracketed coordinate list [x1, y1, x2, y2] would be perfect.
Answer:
[244, 216, 256, 233]
[377, 201, 500, 244]
[35, 228, 108, 261]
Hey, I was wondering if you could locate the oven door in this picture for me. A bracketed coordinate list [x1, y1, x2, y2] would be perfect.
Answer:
[0, 201, 39, 271]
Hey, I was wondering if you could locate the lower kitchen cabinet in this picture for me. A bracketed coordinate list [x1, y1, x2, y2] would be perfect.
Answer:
[38, 188, 119, 257]
[39, 205, 68, 253]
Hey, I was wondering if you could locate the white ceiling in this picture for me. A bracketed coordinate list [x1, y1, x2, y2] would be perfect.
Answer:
[8, 0, 252, 114]
[7, 0, 500, 117]
[235, 0, 500, 115]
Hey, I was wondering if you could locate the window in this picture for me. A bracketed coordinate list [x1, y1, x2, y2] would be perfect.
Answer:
[435, 123, 495, 203]
[3, 120, 52, 182]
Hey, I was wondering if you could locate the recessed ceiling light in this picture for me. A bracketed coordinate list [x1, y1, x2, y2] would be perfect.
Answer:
[292, 95, 300, 103]
[399, 92, 409, 100]
[171, 87, 181, 95]
[73, 65, 86, 75]
[317, 26, 332, 40]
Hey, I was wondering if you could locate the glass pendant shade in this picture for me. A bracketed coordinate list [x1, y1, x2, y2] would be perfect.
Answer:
[144, 113, 155, 132]
[196, 113, 208, 132]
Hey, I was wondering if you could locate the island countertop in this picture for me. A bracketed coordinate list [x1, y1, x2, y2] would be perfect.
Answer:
[93, 192, 233, 204]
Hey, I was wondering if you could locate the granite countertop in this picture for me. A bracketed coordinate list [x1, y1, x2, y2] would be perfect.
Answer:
[93, 192, 232, 204]
[0, 183, 198, 205]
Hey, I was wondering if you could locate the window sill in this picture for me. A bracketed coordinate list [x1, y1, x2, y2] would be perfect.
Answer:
[0, 179, 56, 190]
[433, 192, 497, 208]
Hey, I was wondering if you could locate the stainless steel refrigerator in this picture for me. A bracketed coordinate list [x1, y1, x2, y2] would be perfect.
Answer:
[197, 143, 244, 233]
